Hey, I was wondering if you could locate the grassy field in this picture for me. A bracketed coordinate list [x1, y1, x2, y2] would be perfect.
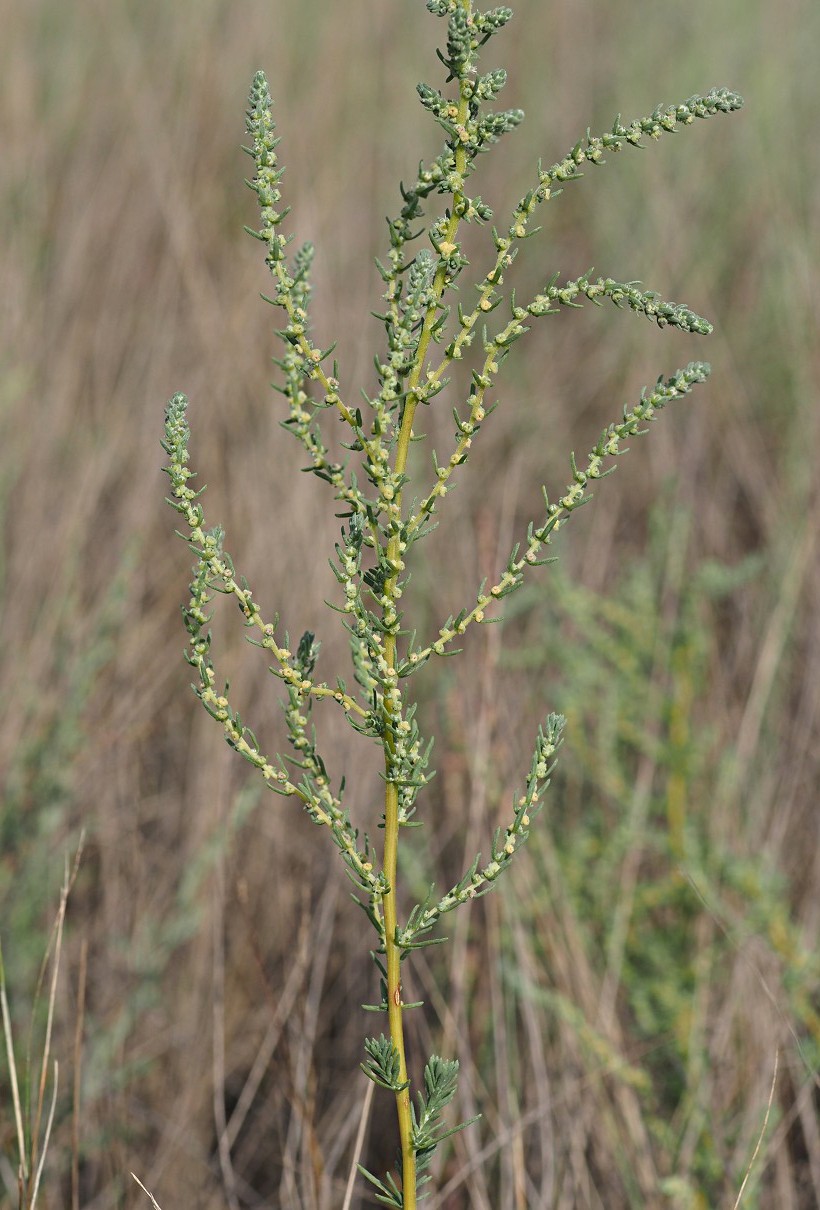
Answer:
[1, 0, 818, 1206]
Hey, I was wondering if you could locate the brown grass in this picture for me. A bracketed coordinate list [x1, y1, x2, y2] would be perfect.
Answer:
[1, 0, 818, 1206]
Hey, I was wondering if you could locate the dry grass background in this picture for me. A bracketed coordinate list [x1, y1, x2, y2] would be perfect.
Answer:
[1, 0, 818, 1206]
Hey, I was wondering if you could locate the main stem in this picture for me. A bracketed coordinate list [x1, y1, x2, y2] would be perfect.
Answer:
[380, 58, 471, 1206]
[380, 369, 428, 1210]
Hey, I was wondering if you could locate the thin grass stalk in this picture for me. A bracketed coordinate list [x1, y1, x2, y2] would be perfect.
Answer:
[342, 1080, 375, 1210]
[30, 1062, 58, 1210]
[71, 937, 87, 1210]
[132, 1172, 165, 1209]
[26, 845, 82, 1206]
[733, 1050, 779, 1209]
[0, 939, 27, 1189]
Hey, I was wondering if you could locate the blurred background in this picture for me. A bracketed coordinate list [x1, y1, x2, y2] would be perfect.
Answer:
[1, 0, 818, 1206]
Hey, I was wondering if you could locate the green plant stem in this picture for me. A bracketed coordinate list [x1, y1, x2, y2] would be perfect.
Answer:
[381, 305, 425, 1210]
[381, 779, 413, 1204]
[380, 35, 473, 1203]
[382, 63, 471, 1210]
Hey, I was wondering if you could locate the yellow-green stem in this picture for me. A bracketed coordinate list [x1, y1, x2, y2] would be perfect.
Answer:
[380, 40, 471, 1203]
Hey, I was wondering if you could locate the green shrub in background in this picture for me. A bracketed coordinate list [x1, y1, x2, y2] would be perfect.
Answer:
[162, 2, 742, 1204]
[498, 501, 820, 1205]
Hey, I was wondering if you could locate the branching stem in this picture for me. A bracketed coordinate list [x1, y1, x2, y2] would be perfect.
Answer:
[380, 18, 473, 1202]
[163, 4, 743, 1205]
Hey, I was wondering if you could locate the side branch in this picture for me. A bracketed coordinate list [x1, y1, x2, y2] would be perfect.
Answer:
[400, 362, 711, 674]
[245, 72, 383, 474]
[399, 715, 565, 948]
[522, 271, 712, 334]
[405, 274, 710, 541]
[162, 396, 382, 900]
[424, 87, 743, 386]
[162, 395, 369, 721]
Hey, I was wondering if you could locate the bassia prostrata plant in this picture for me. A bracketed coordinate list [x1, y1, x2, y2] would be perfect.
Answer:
[161, 2, 742, 1203]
